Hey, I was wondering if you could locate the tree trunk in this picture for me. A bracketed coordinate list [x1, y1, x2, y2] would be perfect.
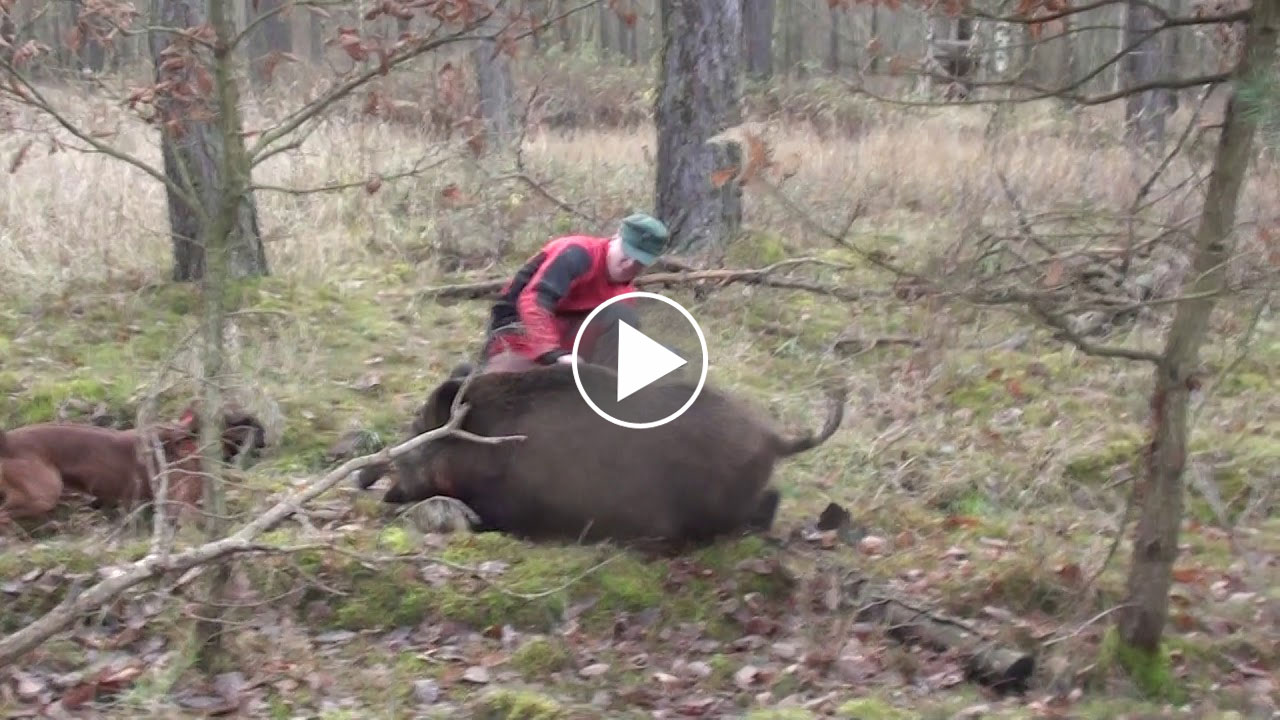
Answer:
[1118, 0, 1279, 656]
[827, 2, 840, 73]
[189, 0, 251, 674]
[244, 0, 293, 85]
[1122, 0, 1177, 145]
[1, 6, 14, 65]
[470, 12, 516, 155]
[742, 0, 774, 80]
[597, 1, 612, 57]
[654, 0, 743, 258]
[150, 0, 268, 282]
[556, 0, 573, 50]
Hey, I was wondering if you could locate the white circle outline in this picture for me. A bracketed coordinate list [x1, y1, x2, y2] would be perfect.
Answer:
[570, 291, 709, 429]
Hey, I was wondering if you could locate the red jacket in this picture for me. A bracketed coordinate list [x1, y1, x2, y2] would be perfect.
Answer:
[486, 235, 636, 363]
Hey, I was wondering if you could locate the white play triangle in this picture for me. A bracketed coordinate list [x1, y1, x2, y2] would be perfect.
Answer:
[615, 320, 688, 402]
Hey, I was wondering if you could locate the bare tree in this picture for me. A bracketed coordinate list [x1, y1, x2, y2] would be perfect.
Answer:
[654, 0, 744, 258]
[472, 5, 517, 154]
[743, 0, 774, 80]
[1118, 0, 1277, 655]
[1123, 0, 1179, 145]
[783, 0, 1278, 686]
[150, 0, 267, 282]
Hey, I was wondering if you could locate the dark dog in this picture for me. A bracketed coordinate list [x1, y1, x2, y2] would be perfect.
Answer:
[0, 407, 266, 527]
[365, 363, 846, 549]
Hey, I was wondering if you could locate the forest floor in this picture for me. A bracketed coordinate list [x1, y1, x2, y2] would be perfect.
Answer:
[1, 74, 1278, 719]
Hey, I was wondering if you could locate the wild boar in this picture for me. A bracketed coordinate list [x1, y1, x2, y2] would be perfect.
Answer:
[372, 363, 846, 549]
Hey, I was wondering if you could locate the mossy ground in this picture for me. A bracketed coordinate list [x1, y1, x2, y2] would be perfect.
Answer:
[2, 63, 1278, 718]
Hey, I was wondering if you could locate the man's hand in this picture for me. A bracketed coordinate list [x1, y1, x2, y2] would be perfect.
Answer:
[555, 354, 576, 366]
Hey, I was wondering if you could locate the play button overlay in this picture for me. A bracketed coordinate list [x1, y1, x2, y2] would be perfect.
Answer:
[616, 322, 687, 401]
[571, 291, 709, 429]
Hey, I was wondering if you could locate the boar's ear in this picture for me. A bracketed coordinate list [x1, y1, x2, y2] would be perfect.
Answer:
[425, 378, 466, 428]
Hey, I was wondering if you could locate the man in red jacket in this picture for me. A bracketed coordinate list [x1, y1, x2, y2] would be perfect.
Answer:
[479, 212, 671, 374]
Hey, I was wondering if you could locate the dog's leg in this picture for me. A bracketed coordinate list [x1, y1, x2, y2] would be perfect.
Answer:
[0, 458, 64, 526]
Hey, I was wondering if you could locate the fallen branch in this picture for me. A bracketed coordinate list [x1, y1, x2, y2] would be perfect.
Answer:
[857, 596, 1036, 692]
[0, 403, 519, 669]
[415, 257, 870, 303]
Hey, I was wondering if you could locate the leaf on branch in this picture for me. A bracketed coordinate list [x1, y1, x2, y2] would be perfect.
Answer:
[1043, 258, 1065, 287]
[739, 131, 774, 185]
[440, 183, 475, 207]
[8, 139, 33, 174]
[1260, 226, 1279, 267]
[305, 4, 332, 18]
[195, 66, 214, 96]
[65, 26, 83, 54]
[365, 174, 383, 194]
[335, 26, 369, 62]
[609, 0, 638, 26]
[260, 50, 300, 85]
[710, 166, 739, 189]
[438, 62, 464, 109]
[12, 39, 52, 67]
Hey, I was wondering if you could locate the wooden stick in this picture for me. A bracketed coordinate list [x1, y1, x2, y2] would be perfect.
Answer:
[414, 258, 871, 303]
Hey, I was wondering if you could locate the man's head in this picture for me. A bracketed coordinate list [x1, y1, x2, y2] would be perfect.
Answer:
[606, 212, 669, 283]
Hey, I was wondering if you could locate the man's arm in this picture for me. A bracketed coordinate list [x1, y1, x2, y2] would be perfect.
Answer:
[515, 244, 593, 363]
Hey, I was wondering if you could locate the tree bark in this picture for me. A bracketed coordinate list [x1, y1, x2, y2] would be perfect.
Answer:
[654, 0, 743, 258]
[742, 0, 774, 80]
[1122, 0, 1178, 145]
[827, 2, 840, 73]
[470, 11, 516, 155]
[1118, 0, 1279, 654]
[244, 0, 293, 85]
[149, 0, 268, 282]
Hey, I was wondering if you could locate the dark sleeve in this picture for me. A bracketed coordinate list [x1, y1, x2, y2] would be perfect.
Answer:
[516, 244, 593, 362]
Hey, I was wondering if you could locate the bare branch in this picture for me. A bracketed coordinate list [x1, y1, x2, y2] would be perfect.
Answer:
[1025, 299, 1163, 363]
[0, 60, 203, 211]
[248, 0, 602, 164]
[251, 153, 450, 195]
[229, 0, 347, 52]
[415, 257, 875, 303]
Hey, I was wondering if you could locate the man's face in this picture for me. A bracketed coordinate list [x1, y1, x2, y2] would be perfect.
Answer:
[606, 236, 645, 283]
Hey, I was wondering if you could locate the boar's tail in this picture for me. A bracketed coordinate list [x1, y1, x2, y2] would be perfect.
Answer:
[773, 382, 847, 457]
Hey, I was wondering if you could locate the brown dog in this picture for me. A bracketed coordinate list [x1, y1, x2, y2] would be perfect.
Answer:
[0, 406, 262, 527]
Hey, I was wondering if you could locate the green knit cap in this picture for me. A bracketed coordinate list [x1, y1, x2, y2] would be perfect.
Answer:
[618, 212, 670, 266]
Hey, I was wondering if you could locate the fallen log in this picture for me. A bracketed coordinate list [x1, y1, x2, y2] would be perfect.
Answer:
[856, 596, 1036, 692]
[414, 257, 871, 303]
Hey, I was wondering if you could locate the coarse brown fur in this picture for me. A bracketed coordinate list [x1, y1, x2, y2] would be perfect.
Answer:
[0, 407, 266, 527]
[372, 363, 846, 549]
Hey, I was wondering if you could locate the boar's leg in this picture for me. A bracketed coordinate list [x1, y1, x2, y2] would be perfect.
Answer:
[746, 487, 781, 533]
[354, 461, 390, 489]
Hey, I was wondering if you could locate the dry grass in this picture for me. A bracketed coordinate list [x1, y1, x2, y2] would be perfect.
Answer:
[5, 79, 1278, 295]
